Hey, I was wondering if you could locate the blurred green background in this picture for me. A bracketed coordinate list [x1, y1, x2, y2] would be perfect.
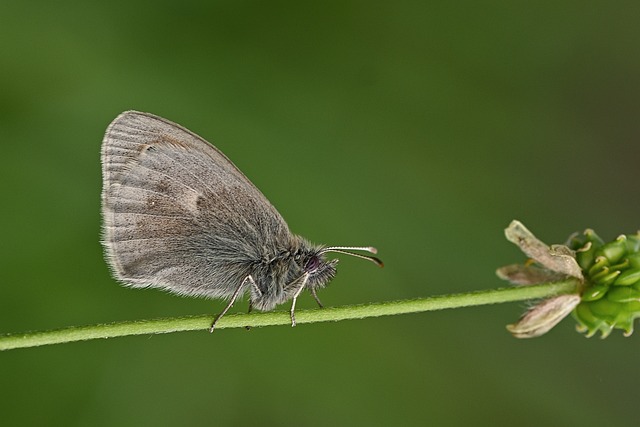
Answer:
[1, 1, 639, 426]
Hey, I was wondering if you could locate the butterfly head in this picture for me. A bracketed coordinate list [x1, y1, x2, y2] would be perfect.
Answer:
[295, 239, 384, 293]
[298, 249, 339, 291]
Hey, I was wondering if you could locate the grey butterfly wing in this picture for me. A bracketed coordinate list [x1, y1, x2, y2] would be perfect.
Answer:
[101, 111, 292, 299]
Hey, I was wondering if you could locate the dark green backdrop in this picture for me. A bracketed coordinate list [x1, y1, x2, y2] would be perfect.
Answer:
[2, 2, 639, 426]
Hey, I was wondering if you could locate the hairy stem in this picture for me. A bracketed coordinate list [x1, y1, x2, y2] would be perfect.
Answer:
[0, 279, 579, 351]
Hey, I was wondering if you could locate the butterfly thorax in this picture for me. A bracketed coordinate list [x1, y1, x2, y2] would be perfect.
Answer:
[248, 235, 338, 311]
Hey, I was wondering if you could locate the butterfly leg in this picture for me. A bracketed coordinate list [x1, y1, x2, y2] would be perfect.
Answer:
[289, 273, 310, 327]
[244, 277, 264, 330]
[245, 301, 254, 331]
[309, 287, 324, 308]
[248, 277, 262, 298]
[209, 275, 254, 333]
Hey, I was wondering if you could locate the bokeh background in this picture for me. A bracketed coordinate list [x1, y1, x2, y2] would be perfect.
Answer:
[2, 2, 639, 426]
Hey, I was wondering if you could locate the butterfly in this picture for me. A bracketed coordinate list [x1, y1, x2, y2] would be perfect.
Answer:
[101, 111, 382, 331]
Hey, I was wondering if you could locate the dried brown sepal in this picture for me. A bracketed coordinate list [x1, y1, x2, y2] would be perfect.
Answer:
[506, 294, 582, 338]
[496, 264, 568, 286]
[505, 220, 583, 280]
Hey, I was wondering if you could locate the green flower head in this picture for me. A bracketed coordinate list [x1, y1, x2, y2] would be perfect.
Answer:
[498, 221, 640, 339]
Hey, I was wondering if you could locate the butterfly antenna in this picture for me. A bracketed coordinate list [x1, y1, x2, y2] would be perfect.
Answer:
[320, 246, 384, 267]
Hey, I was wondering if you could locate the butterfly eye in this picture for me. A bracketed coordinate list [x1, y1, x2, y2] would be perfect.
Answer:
[304, 256, 321, 272]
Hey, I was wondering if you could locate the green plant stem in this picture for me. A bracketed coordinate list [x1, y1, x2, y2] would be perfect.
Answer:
[0, 279, 579, 351]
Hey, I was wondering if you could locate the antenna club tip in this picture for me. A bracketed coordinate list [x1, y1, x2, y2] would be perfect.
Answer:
[368, 247, 378, 254]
